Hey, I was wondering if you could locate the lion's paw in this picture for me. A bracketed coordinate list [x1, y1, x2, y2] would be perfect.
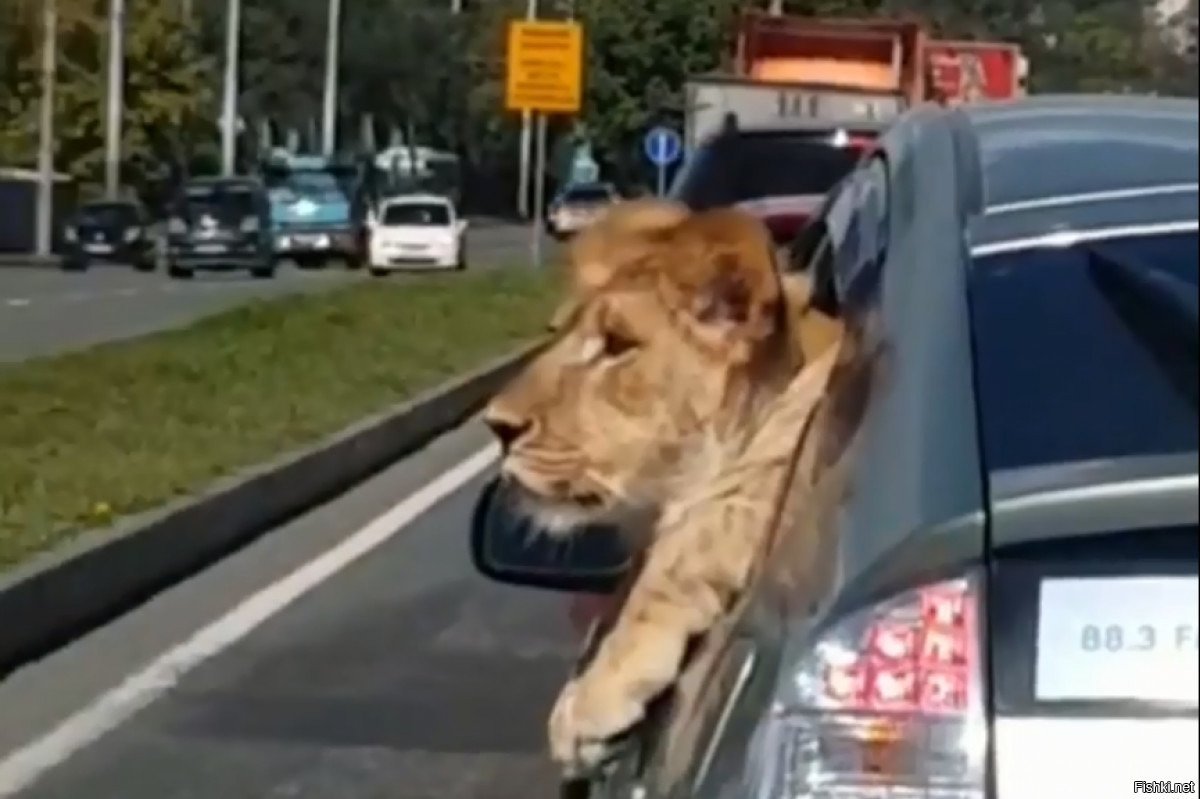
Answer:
[548, 675, 645, 778]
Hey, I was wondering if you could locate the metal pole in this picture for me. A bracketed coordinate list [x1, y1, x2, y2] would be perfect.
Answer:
[516, 0, 537, 217]
[104, 0, 125, 198]
[220, 0, 241, 176]
[36, 0, 57, 258]
[530, 112, 548, 267]
[321, 0, 343, 157]
[656, 164, 665, 196]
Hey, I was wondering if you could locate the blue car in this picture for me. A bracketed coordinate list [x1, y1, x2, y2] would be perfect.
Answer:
[262, 152, 367, 269]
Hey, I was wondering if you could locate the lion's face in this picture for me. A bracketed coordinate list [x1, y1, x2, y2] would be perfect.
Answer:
[483, 200, 794, 534]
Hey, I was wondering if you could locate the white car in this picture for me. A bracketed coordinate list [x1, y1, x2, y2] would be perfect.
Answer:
[367, 194, 467, 274]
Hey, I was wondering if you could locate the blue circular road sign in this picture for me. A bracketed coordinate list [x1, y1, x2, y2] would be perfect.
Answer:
[644, 126, 682, 167]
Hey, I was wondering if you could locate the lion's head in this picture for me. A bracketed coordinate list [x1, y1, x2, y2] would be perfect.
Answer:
[483, 199, 829, 533]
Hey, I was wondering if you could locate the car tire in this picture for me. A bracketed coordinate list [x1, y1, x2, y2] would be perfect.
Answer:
[167, 264, 193, 279]
[61, 261, 88, 272]
[369, 267, 389, 278]
[250, 266, 275, 279]
[134, 258, 156, 272]
[455, 244, 467, 271]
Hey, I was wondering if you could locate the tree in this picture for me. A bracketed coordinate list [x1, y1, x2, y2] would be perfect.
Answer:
[0, 0, 216, 196]
[573, 0, 745, 186]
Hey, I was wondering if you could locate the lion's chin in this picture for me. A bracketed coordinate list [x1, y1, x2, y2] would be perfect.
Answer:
[501, 478, 621, 539]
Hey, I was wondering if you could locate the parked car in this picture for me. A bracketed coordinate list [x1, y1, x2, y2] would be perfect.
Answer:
[470, 94, 1199, 798]
[366, 193, 467, 275]
[547, 182, 621, 239]
[61, 199, 156, 272]
[670, 120, 884, 246]
[163, 176, 274, 279]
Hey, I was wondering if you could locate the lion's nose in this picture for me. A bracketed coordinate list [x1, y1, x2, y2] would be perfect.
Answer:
[483, 409, 532, 452]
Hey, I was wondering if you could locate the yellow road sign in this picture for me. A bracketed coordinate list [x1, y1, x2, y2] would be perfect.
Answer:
[505, 20, 583, 114]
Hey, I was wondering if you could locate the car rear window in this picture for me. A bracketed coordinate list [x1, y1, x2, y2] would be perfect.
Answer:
[969, 229, 1198, 472]
[381, 203, 450, 226]
[670, 131, 869, 210]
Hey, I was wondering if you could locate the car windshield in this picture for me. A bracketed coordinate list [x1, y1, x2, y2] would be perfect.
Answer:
[76, 203, 138, 228]
[265, 168, 354, 200]
[561, 185, 613, 204]
[671, 131, 869, 210]
[381, 203, 451, 226]
[969, 228, 1199, 472]
[180, 186, 258, 221]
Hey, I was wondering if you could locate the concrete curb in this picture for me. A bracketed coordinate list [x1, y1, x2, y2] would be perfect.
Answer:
[0, 341, 542, 675]
[0, 255, 60, 268]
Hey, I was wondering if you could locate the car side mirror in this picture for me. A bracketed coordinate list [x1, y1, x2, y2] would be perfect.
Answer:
[469, 477, 630, 593]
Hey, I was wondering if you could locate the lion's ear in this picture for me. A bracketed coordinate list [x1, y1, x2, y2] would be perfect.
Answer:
[661, 211, 783, 362]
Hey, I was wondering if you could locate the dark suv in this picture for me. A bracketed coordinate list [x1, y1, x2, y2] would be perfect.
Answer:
[164, 177, 274, 279]
[670, 121, 884, 245]
[471, 95, 1199, 799]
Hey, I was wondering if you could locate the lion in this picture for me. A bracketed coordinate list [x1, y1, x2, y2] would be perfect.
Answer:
[481, 198, 844, 776]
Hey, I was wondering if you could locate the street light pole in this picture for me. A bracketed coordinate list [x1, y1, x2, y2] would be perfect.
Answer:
[321, 0, 343, 157]
[36, 0, 58, 258]
[220, 0, 241, 175]
[516, 0, 537, 218]
[104, 0, 125, 197]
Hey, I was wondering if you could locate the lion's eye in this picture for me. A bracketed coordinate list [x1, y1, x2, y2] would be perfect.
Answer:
[601, 329, 639, 358]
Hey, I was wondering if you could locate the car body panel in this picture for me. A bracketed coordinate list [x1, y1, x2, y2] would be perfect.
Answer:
[581, 95, 1198, 799]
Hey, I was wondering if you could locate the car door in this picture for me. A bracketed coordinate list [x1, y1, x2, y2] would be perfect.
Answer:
[585, 153, 894, 799]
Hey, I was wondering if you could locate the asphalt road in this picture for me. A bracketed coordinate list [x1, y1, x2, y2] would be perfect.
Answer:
[0, 219, 555, 364]
[0, 419, 576, 799]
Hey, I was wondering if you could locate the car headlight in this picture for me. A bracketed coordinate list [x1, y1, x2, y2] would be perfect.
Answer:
[64, 226, 77, 242]
[241, 216, 260, 233]
[123, 227, 141, 242]
[167, 217, 188, 236]
[751, 572, 986, 799]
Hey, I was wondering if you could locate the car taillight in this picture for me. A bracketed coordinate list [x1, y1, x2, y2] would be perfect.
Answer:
[757, 572, 986, 798]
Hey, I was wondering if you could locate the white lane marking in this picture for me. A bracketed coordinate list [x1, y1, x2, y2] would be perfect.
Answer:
[0, 442, 500, 796]
[114, 288, 138, 297]
[3, 298, 31, 307]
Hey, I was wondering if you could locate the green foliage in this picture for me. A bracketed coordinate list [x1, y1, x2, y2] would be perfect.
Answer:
[0, 268, 558, 571]
[3, 0, 1194, 206]
[0, 0, 215, 195]
[574, 0, 743, 185]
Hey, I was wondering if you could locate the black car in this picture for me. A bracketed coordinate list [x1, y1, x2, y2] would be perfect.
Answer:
[164, 177, 274, 279]
[670, 120, 884, 246]
[61, 200, 156, 272]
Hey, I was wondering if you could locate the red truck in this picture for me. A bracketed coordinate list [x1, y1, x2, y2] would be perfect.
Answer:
[684, 12, 1028, 149]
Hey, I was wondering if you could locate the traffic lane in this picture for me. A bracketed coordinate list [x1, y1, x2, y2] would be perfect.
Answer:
[465, 220, 563, 268]
[0, 420, 576, 799]
[0, 267, 358, 363]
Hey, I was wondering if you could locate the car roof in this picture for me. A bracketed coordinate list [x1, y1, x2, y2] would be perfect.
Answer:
[184, 176, 263, 190]
[966, 94, 1199, 248]
[559, 182, 615, 193]
[380, 192, 453, 206]
[79, 198, 139, 208]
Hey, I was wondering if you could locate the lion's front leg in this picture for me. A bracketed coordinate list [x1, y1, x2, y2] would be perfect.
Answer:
[548, 528, 746, 775]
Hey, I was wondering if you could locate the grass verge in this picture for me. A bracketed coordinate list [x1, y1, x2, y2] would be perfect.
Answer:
[0, 269, 557, 572]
